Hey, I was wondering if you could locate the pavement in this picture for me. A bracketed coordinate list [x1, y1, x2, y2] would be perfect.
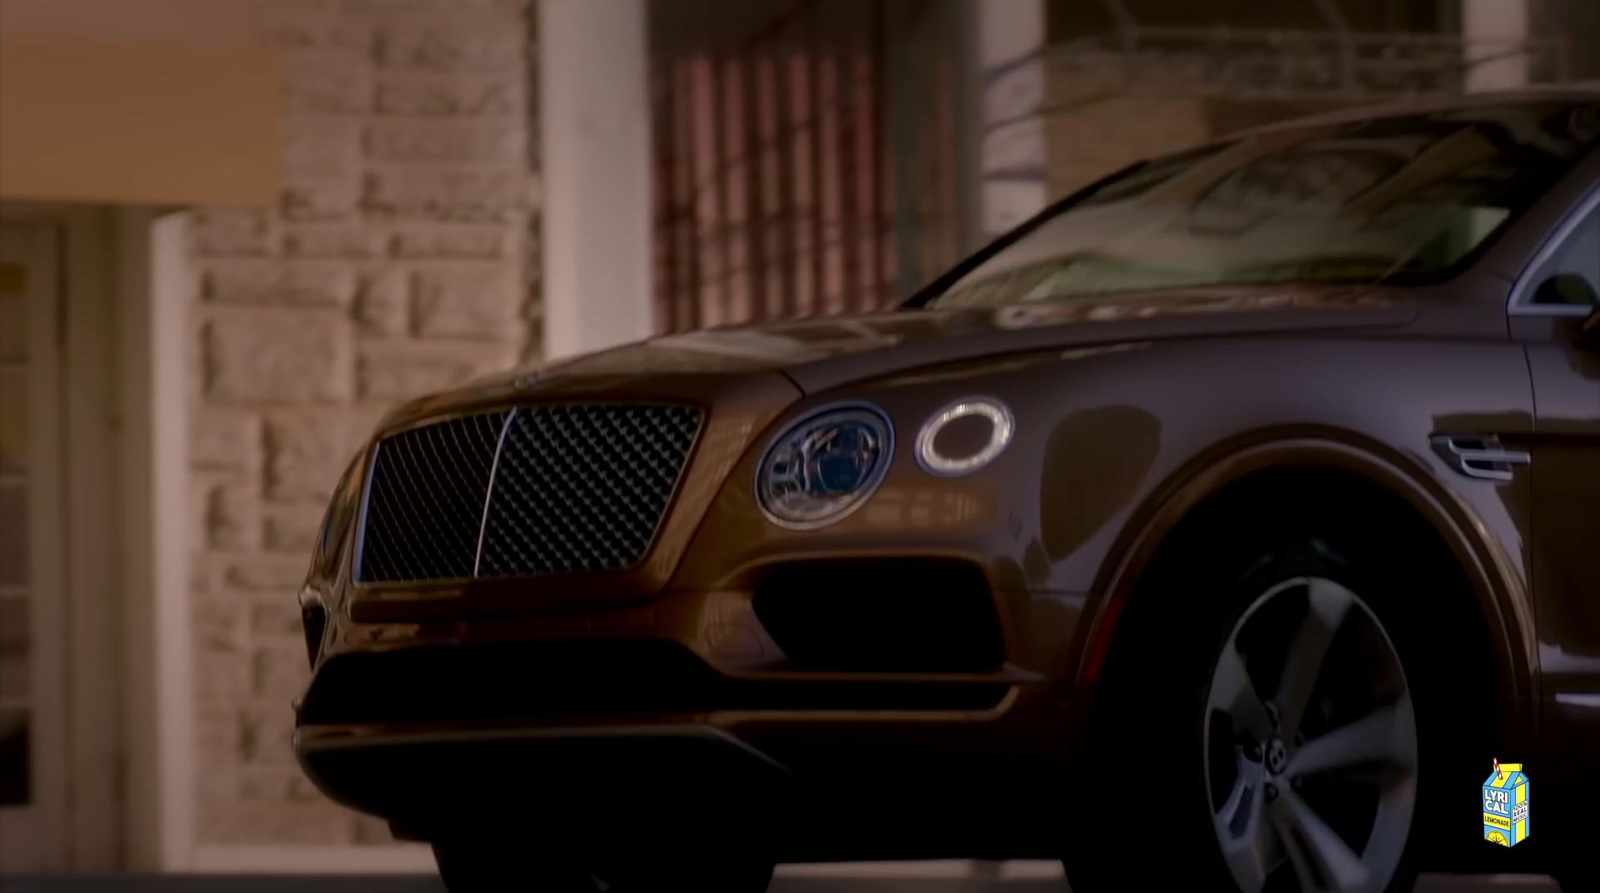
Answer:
[0, 864, 1566, 893]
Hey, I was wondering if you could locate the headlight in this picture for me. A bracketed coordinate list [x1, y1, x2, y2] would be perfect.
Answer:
[755, 404, 894, 529]
[914, 397, 1014, 476]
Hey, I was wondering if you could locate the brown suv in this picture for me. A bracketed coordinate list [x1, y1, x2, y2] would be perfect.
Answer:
[294, 92, 1600, 892]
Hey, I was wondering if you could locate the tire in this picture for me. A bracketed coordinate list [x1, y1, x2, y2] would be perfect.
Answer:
[1064, 531, 1473, 893]
[1551, 805, 1600, 893]
[431, 837, 775, 893]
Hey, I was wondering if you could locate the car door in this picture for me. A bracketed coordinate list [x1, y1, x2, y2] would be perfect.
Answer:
[1507, 185, 1600, 791]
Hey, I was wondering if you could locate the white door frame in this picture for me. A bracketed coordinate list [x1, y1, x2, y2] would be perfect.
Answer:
[0, 221, 71, 872]
[114, 208, 197, 873]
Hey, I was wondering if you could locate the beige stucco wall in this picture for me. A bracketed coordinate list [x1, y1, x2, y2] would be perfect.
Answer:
[181, 0, 539, 847]
[0, 0, 281, 206]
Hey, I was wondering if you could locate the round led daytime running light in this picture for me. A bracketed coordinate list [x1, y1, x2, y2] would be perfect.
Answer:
[914, 397, 1014, 476]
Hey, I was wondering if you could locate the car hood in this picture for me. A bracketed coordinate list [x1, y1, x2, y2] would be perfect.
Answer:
[383, 285, 1417, 428]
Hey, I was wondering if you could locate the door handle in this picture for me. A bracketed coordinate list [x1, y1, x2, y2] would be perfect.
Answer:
[1430, 434, 1530, 482]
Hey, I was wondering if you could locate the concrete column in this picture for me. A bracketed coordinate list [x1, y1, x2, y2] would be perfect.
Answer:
[538, 0, 654, 361]
[973, 0, 1048, 241]
[1463, 0, 1530, 92]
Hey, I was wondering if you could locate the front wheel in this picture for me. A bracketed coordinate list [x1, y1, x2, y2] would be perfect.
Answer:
[1200, 574, 1418, 892]
[1066, 540, 1449, 893]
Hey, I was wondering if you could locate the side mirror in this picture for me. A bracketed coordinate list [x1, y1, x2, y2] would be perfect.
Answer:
[1580, 305, 1600, 352]
[1533, 272, 1600, 307]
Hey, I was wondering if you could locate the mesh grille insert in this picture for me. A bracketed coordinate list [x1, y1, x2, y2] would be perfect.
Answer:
[478, 405, 703, 578]
[354, 405, 703, 585]
[357, 411, 508, 584]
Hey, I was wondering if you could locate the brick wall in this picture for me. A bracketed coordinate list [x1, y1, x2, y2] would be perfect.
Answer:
[185, 0, 537, 845]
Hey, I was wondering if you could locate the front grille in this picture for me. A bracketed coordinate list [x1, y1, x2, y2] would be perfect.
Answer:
[358, 412, 508, 584]
[356, 405, 703, 585]
[479, 405, 703, 578]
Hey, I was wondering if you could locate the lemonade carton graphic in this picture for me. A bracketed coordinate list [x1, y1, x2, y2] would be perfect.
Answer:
[1482, 759, 1529, 847]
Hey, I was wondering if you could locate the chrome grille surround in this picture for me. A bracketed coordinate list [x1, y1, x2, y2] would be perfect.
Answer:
[355, 404, 704, 585]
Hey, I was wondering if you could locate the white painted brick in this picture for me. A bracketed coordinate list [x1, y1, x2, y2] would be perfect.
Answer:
[357, 339, 515, 401]
[252, 595, 307, 638]
[191, 409, 261, 472]
[193, 589, 246, 655]
[364, 120, 523, 163]
[201, 800, 357, 846]
[196, 764, 242, 812]
[363, 166, 530, 222]
[355, 268, 411, 335]
[188, 0, 539, 843]
[190, 554, 216, 597]
[345, 403, 396, 446]
[263, 504, 327, 554]
[250, 644, 311, 703]
[266, 6, 373, 54]
[203, 261, 357, 308]
[239, 699, 299, 766]
[284, 49, 372, 114]
[195, 697, 242, 769]
[352, 814, 396, 844]
[281, 223, 389, 259]
[287, 774, 326, 803]
[194, 657, 246, 727]
[191, 209, 277, 257]
[283, 119, 363, 179]
[202, 480, 260, 551]
[375, 18, 524, 72]
[225, 555, 313, 592]
[238, 766, 302, 803]
[375, 73, 517, 116]
[263, 409, 362, 502]
[201, 308, 353, 404]
[411, 264, 518, 340]
[282, 177, 361, 221]
[392, 224, 511, 258]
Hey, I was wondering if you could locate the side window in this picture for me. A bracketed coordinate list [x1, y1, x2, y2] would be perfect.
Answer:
[1529, 204, 1600, 306]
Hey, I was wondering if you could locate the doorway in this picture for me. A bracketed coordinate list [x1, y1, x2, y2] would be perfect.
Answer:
[0, 221, 69, 871]
[0, 208, 130, 871]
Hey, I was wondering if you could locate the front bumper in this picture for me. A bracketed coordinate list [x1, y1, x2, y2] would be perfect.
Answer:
[295, 713, 1072, 859]
[293, 576, 1090, 852]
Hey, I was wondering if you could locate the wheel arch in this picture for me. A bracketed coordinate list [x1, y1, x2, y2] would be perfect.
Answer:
[1074, 431, 1538, 736]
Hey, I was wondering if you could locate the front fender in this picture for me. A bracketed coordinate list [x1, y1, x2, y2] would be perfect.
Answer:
[1076, 433, 1539, 734]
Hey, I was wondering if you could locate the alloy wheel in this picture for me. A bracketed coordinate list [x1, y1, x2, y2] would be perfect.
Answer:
[1203, 576, 1417, 893]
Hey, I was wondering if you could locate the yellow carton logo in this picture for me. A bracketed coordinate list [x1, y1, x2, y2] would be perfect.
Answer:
[1482, 760, 1529, 847]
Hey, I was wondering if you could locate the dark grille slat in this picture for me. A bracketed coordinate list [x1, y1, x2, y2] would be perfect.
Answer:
[358, 411, 508, 584]
[478, 405, 703, 578]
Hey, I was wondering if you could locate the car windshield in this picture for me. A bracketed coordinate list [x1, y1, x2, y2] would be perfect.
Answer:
[927, 101, 1600, 309]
